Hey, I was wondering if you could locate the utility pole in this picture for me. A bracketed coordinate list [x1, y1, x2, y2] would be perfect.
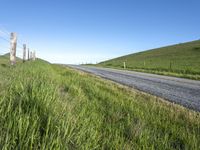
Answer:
[23, 44, 26, 63]
[10, 32, 17, 65]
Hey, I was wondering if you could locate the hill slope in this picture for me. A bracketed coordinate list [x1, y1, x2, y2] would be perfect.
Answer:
[0, 53, 21, 66]
[98, 40, 200, 79]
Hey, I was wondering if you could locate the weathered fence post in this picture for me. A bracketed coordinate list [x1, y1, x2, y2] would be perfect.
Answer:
[27, 48, 30, 60]
[23, 44, 26, 63]
[170, 61, 172, 70]
[10, 32, 17, 65]
[33, 51, 36, 61]
[123, 62, 126, 69]
[30, 51, 32, 60]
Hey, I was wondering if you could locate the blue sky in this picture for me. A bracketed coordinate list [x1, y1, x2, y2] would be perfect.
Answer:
[0, 0, 200, 64]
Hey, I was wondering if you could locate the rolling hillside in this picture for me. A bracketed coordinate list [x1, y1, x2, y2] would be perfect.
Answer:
[0, 53, 11, 65]
[0, 54, 200, 149]
[0, 53, 21, 66]
[98, 40, 200, 79]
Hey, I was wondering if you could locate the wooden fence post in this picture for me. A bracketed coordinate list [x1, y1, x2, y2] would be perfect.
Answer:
[27, 48, 30, 60]
[10, 32, 17, 65]
[123, 62, 126, 69]
[170, 61, 172, 70]
[30, 51, 32, 60]
[23, 44, 26, 63]
[33, 51, 36, 61]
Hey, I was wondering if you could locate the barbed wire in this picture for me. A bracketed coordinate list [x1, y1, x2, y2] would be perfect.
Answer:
[0, 45, 10, 50]
[0, 50, 9, 54]
[0, 36, 10, 43]
[0, 25, 10, 35]
[0, 25, 37, 61]
[0, 29, 10, 38]
[0, 27, 27, 47]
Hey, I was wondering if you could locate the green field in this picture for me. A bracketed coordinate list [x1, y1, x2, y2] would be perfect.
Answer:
[98, 40, 200, 80]
[0, 55, 200, 149]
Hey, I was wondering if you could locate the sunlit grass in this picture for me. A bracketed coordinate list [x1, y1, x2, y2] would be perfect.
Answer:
[98, 40, 200, 80]
[0, 57, 199, 149]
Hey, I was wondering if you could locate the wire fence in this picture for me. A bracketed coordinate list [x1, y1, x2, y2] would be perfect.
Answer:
[0, 25, 36, 63]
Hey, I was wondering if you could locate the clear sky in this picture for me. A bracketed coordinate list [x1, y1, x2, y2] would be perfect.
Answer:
[0, 0, 200, 64]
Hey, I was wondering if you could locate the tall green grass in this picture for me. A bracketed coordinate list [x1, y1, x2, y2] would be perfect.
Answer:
[0, 59, 200, 149]
[98, 40, 200, 80]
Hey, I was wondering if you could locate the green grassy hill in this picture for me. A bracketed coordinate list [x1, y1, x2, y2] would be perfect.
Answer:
[0, 53, 22, 66]
[0, 53, 11, 65]
[98, 40, 200, 79]
[0, 55, 200, 149]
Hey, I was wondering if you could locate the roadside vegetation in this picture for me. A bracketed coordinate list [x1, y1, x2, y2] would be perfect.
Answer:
[0, 55, 200, 149]
[97, 40, 200, 80]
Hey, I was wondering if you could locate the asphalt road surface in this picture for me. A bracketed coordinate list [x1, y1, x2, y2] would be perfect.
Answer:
[68, 65, 200, 112]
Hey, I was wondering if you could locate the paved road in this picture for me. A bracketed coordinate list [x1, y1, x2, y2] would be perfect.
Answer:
[68, 65, 200, 112]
